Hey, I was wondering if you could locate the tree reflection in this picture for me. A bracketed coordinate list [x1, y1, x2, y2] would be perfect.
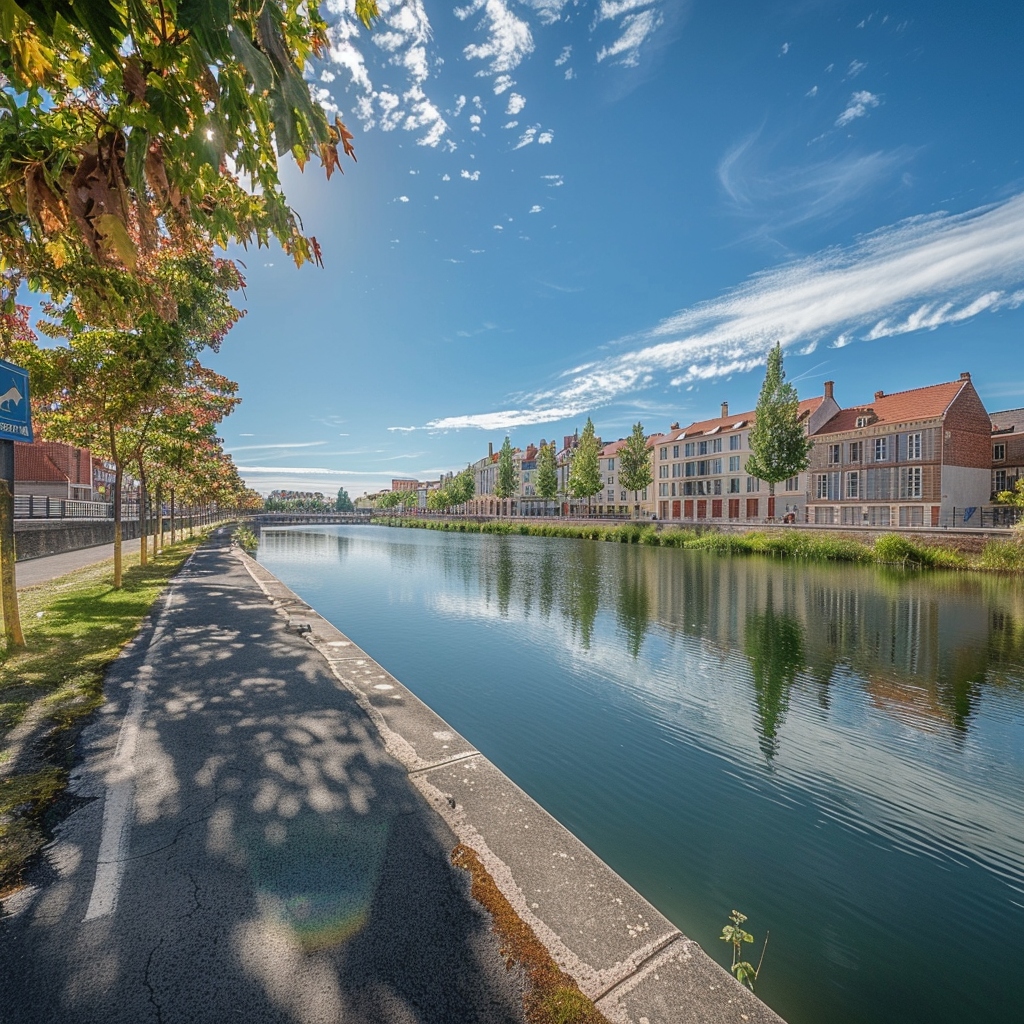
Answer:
[562, 544, 601, 649]
[616, 557, 650, 659]
[495, 540, 514, 618]
[744, 588, 805, 762]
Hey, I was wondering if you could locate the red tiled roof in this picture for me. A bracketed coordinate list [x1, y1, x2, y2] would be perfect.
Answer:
[680, 396, 823, 437]
[814, 380, 968, 435]
[600, 438, 629, 457]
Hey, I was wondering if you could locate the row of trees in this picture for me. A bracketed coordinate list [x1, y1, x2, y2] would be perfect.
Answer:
[486, 344, 811, 516]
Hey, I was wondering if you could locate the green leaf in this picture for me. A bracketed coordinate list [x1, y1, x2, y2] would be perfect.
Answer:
[95, 213, 137, 270]
[226, 22, 275, 95]
[124, 128, 148, 193]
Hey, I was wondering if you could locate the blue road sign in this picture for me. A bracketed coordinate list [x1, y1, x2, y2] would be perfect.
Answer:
[0, 358, 32, 443]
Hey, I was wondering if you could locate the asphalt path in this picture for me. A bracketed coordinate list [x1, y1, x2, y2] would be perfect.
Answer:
[0, 530, 525, 1023]
[15, 537, 143, 589]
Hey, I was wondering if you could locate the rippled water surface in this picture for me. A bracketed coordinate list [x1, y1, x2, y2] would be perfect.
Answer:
[258, 525, 1024, 1024]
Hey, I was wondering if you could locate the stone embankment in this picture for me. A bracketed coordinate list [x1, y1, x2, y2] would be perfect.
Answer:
[242, 549, 784, 1024]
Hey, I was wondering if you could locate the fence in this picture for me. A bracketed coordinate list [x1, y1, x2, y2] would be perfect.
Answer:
[947, 506, 1021, 529]
[14, 495, 114, 519]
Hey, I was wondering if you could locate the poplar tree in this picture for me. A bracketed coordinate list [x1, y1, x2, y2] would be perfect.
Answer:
[745, 343, 812, 508]
[568, 418, 602, 515]
[619, 422, 653, 518]
[494, 436, 518, 508]
[535, 442, 558, 505]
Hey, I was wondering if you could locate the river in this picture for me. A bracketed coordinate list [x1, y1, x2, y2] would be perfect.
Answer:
[257, 524, 1024, 1024]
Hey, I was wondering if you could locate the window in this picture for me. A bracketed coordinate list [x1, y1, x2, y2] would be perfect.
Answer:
[729, 478, 740, 493]
[729, 456, 740, 472]
[712, 438, 723, 453]
[697, 460, 710, 476]
[848, 441, 863, 463]
[672, 463, 682, 478]
[606, 476, 615, 485]
[907, 432, 922, 461]
[659, 483, 669, 496]
[672, 445, 679, 459]
[856, 416, 869, 428]
[994, 443, 1006, 461]
[660, 447, 668, 460]
[816, 474, 829, 500]
[713, 479, 722, 495]
[684, 442, 695, 457]
[746, 477, 760, 492]
[995, 470, 1007, 491]
[607, 458, 615, 471]
[683, 482, 693, 495]
[659, 465, 669, 479]
[523, 472, 530, 483]
[874, 437, 888, 461]
[785, 475, 800, 491]
[846, 472, 859, 499]
[608, 490, 615, 502]
[698, 440, 709, 456]
[828, 444, 841, 465]
[710, 459, 722, 475]
[620, 490, 626, 501]
[729, 434, 741, 451]
[685, 462, 695, 477]
[900, 466, 922, 498]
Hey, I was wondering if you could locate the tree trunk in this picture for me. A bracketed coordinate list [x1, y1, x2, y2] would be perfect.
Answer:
[113, 462, 123, 589]
[138, 467, 148, 568]
[0, 445, 25, 648]
[155, 483, 164, 554]
[170, 489, 176, 544]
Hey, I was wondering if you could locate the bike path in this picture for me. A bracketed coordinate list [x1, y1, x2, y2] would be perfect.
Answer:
[15, 538, 143, 589]
[0, 529, 524, 1023]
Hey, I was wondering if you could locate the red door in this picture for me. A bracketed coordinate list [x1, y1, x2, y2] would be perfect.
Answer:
[767, 496, 776, 519]
[682, 500, 692, 518]
[696, 500, 707, 519]
[747, 498, 760, 519]
[672, 500, 682, 519]
[712, 499, 723, 518]
[728, 499, 740, 519]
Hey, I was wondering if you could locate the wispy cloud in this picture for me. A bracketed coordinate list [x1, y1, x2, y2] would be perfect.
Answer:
[425, 193, 1024, 430]
[836, 90, 881, 127]
[227, 441, 327, 452]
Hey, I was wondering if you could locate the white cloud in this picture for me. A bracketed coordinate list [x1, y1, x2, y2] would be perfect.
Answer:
[596, 7, 663, 67]
[513, 126, 538, 148]
[564, 67, 575, 80]
[555, 45, 572, 66]
[846, 59, 867, 78]
[458, 0, 535, 74]
[836, 90, 881, 126]
[542, 173, 564, 186]
[492, 74, 514, 94]
[806, 84, 818, 97]
[780, 42, 789, 55]
[227, 441, 328, 452]
[398, 195, 410, 201]
[503, 120, 519, 129]
[461, 169, 481, 180]
[507, 92, 527, 115]
[538, 130, 554, 144]
[424, 193, 1024, 430]
[530, 204, 543, 213]
[520, 0, 571, 25]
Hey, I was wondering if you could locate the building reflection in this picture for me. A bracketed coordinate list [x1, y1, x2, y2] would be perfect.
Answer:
[260, 528, 1024, 754]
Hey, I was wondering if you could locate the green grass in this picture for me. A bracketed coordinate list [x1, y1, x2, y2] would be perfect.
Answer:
[371, 517, 1018, 573]
[0, 534, 208, 892]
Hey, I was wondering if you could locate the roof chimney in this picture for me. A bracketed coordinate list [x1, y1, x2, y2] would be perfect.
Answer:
[721, 401, 729, 419]
[960, 371, 971, 380]
[670, 422, 680, 431]
[824, 381, 834, 401]
[874, 390, 885, 401]
[488, 442, 493, 457]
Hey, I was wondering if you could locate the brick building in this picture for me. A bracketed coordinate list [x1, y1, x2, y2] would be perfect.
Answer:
[990, 408, 1024, 497]
[806, 373, 992, 527]
[15, 439, 94, 501]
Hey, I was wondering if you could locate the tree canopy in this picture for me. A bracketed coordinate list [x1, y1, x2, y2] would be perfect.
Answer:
[0, 0, 377, 320]
[745, 343, 812, 497]
[567, 418, 602, 509]
[618, 422, 652, 514]
[495, 437, 518, 500]
[535, 442, 558, 502]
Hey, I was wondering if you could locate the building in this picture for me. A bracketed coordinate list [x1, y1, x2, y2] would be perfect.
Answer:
[15, 439, 95, 501]
[391, 478, 420, 492]
[592, 439, 651, 516]
[650, 386, 839, 522]
[806, 373, 992, 527]
[990, 408, 1024, 497]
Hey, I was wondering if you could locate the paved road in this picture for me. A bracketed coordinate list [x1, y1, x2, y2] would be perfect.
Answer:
[0, 530, 524, 1023]
[15, 538, 143, 589]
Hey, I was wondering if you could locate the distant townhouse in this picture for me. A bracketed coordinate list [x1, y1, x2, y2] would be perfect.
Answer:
[806, 373, 991, 527]
[990, 408, 1024, 497]
[15, 439, 95, 501]
[592, 439, 651, 516]
[650, 386, 839, 523]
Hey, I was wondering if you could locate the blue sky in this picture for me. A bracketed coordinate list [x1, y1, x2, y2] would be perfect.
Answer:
[210, 0, 1024, 497]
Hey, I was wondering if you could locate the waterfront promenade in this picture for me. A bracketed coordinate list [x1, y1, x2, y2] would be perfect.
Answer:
[1, 529, 780, 1023]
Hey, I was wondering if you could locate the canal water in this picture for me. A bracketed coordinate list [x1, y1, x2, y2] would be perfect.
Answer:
[257, 525, 1024, 1024]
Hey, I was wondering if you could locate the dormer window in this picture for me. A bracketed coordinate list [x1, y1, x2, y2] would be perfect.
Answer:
[856, 416, 869, 428]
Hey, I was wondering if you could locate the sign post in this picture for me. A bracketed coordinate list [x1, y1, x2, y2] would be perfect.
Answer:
[0, 358, 32, 648]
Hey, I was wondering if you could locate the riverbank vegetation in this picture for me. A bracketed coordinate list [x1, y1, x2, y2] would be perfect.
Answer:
[0, 536, 206, 894]
[371, 517, 1024, 573]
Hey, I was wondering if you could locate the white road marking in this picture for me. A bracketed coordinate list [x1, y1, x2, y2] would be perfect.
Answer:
[83, 581, 181, 922]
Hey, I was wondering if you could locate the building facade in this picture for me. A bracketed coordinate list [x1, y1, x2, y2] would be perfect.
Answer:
[991, 408, 1024, 498]
[806, 373, 992, 527]
[15, 439, 95, 501]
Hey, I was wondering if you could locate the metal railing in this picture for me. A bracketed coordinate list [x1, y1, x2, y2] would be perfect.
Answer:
[14, 495, 114, 519]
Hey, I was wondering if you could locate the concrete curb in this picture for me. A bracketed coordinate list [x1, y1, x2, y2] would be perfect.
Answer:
[235, 545, 785, 1024]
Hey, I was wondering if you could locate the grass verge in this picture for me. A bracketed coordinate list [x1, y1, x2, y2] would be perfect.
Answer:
[0, 535, 206, 894]
[372, 517, 1024, 572]
[452, 843, 611, 1024]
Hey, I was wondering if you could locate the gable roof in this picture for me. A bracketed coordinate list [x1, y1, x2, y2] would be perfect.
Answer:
[991, 408, 1024, 433]
[815, 379, 970, 435]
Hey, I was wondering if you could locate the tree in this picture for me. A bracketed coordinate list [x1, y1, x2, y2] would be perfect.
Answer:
[376, 490, 401, 510]
[535, 442, 558, 506]
[0, 0, 377, 318]
[567, 418, 602, 515]
[453, 467, 475, 506]
[619, 422, 653, 518]
[335, 487, 353, 512]
[494, 436, 518, 508]
[745, 343, 812, 515]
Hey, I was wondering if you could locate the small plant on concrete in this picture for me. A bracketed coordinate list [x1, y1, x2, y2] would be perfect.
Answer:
[720, 909, 768, 992]
[234, 526, 258, 551]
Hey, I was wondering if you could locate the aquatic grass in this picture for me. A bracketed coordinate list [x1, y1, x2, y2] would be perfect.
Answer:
[371, 517, 1010, 573]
